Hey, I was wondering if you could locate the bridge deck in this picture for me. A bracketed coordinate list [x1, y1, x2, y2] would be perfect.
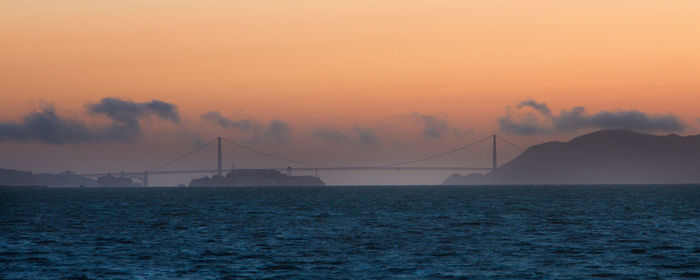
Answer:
[80, 166, 491, 177]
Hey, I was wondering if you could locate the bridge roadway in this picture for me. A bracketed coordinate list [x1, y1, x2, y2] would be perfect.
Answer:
[79, 134, 522, 185]
[80, 166, 491, 178]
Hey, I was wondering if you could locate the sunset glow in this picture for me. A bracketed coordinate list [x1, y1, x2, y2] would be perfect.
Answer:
[2, 0, 700, 184]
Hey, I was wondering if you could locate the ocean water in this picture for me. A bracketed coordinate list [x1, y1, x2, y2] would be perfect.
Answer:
[2, 185, 700, 279]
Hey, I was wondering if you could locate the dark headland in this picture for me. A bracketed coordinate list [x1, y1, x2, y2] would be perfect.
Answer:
[0, 169, 96, 188]
[0, 169, 142, 188]
[444, 129, 700, 185]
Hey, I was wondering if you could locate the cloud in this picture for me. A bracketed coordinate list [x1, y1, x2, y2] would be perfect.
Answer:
[408, 113, 472, 139]
[499, 109, 549, 135]
[87, 97, 181, 140]
[175, 129, 206, 147]
[517, 99, 551, 116]
[0, 98, 181, 144]
[201, 111, 292, 144]
[410, 113, 449, 139]
[201, 111, 257, 132]
[0, 105, 99, 144]
[312, 113, 471, 146]
[87, 98, 180, 123]
[353, 125, 379, 146]
[264, 120, 291, 144]
[312, 125, 379, 146]
[500, 99, 686, 135]
[312, 126, 353, 143]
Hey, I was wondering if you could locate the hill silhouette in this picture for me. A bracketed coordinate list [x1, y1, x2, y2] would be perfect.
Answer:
[0, 168, 97, 187]
[444, 129, 700, 185]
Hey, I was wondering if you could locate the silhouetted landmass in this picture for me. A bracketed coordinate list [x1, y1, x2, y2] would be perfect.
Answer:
[0, 185, 48, 190]
[96, 175, 140, 187]
[0, 169, 97, 187]
[190, 169, 325, 187]
[444, 129, 700, 185]
[0, 169, 142, 187]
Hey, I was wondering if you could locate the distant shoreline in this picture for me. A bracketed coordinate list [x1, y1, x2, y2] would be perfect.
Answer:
[0, 185, 48, 190]
[5, 183, 700, 190]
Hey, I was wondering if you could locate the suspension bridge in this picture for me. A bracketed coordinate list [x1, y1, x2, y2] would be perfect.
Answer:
[79, 135, 525, 186]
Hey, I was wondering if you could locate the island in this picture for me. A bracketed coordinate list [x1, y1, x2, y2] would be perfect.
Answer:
[189, 168, 325, 187]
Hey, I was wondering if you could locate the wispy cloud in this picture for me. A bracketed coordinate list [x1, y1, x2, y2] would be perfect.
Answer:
[353, 125, 379, 146]
[500, 99, 686, 135]
[200, 111, 257, 132]
[312, 126, 353, 143]
[407, 113, 473, 139]
[312, 125, 379, 146]
[201, 111, 292, 144]
[264, 120, 291, 144]
[0, 98, 181, 144]
[409, 113, 449, 139]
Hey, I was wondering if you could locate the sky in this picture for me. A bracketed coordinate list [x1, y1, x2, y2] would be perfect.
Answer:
[1, 0, 699, 185]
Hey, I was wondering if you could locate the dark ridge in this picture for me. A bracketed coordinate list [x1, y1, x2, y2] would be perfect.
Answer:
[444, 129, 700, 185]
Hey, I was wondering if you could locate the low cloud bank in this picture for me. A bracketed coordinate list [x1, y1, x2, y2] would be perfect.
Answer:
[201, 111, 256, 132]
[312, 126, 353, 143]
[201, 111, 291, 144]
[0, 98, 181, 144]
[311, 125, 379, 146]
[409, 113, 472, 139]
[500, 99, 686, 135]
[353, 125, 379, 146]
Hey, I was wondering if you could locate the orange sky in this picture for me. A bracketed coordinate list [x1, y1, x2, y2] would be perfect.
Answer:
[1, 1, 700, 183]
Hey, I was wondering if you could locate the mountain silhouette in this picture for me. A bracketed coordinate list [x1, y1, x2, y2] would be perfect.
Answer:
[444, 129, 700, 185]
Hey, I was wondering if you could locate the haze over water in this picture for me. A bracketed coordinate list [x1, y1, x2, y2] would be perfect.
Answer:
[3, 185, 700, 279]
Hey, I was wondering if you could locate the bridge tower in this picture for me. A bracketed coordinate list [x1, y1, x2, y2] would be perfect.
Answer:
[492, 134, 497, 172]
[217, 137, 223, 177]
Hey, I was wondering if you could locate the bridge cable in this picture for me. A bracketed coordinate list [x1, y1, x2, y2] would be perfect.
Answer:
[221, 137, 335, 167]
[83, 134, 523, 175]
[372, 135, 493, 167]
[496, 135, 526, 151]
[149, 138, 217, 172]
